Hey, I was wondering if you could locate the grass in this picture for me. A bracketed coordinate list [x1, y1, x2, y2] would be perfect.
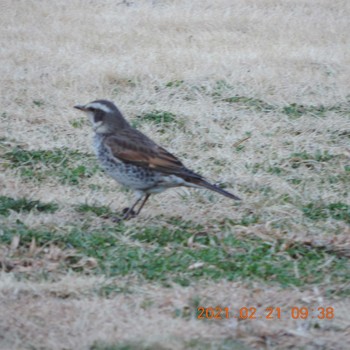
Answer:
[75, 203, 114, 217]
[1, 220, 349, 289]
[70, 117, 87, 129]
[90, 342, 158, 350]
[3, 147, 100, 184]
[1, 0, 350, 349]
[218, 92, 349, 119]
[32, 99, 45, 107]
[289, 150, 335, 163]
[132, 110, 182, 130]
[281, 103, 335, 118]
[91, 338, 250, 350]
[249, 150, 346, 179]
[302, 202, 350, 224]
[221, 95, 274, 112]
[165, 80, 184, 88]
[0, 195, 58, 216]
[139, 110, 177, 124]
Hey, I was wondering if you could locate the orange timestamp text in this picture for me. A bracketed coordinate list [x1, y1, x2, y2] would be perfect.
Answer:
[197, 306, 334, 320]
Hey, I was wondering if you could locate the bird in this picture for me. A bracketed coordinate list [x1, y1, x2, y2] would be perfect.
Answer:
[74, 99, 240, 220]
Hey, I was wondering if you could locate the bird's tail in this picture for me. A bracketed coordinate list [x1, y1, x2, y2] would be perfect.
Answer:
[191, 178, 241, 201]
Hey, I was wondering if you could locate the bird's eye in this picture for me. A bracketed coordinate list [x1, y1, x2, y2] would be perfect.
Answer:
[88, 107, 95, 112]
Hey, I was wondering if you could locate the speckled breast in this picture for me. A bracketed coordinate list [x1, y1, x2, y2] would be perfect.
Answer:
[92, 134, 160, 190]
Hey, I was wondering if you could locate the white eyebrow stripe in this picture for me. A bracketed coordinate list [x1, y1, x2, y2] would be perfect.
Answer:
[86, 102, 112, 113]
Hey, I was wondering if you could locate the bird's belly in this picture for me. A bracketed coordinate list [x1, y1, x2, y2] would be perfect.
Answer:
[100, 157, 189, 193]
[107, 163, 160, 189]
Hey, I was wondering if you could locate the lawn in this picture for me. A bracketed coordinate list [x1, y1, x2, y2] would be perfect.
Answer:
[0, 0, 349, 349]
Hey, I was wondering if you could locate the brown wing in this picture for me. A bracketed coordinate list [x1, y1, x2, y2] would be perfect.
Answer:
[104, 129, 241, 201]
[104, 129, 202, 179]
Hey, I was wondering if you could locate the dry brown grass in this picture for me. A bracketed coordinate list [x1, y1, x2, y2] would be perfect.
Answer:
[1, 0, 350, 349]
[1, 274, 349, 350]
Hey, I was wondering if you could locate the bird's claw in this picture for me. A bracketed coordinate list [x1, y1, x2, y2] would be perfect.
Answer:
[111, 208, 137, 222]
[109, 208, 137, 222]
[122, 207, 137, 219]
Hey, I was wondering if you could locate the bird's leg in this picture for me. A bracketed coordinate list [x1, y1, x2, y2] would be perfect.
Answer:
[122, 196, 143, 220]
[134, 194, 150, 216]
[121, 193, 150, 220]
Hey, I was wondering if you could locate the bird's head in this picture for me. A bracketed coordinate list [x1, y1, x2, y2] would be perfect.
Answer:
[74, 100, 129, 134]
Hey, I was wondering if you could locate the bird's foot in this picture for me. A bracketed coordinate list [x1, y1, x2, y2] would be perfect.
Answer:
[122, 207, 137, 219]
[110, 207, 136, 222]
[111, 216, 123, 223]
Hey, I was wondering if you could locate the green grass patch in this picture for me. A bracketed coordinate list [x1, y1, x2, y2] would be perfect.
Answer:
[267, 166, 284, 175]
[207, 79, 234, 98]
[288, 150, 337, 169]
[215, 86, 346, 118]
[33, 99, 45, 107]
[90, 338, 250, 350]
[1, 220, 349, 288]
[327, 172, 350, 185]
[70, 118, 87, 129]
[287, 177, 303, 185]
[90, 341, 172, 350]
[248, 162, 287, 176]
[75, 203, 113, 217]
[136, 110, 177, 124]
[165, 80, 184, 88]
[282, 103, 307, 118]
[222, 95, 274, 112]
[290, 150, 334, 162]
[3, 147, 100, 185]
[302, 202, 350, 224]
[132, 110, 183, 131]
[0, 196, 58, 216]
[282, 103, 328, 118]
[282, 103, 347, 119]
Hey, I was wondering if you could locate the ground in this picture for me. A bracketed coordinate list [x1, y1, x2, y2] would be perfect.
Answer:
[0, 0, 350, 349]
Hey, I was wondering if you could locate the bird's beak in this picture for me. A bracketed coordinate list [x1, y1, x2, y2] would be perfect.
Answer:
[74, 104, 87, 111]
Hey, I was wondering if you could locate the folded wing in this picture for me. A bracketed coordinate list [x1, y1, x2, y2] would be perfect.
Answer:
[105, 129, 240, 200]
